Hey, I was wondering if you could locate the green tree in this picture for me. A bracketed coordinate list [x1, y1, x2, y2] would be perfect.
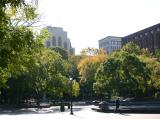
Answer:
[155, 49, 160, 61]
[121, 54, 150, 97]
[94, 43, 150, 98]
[0, 0, 39, 91]
[94, 58, 121, 99]
[121, 42, 141, 55]
[52, 47, 69, 60]
[139, 55, 160, 97]
[72, 80, 80, 97]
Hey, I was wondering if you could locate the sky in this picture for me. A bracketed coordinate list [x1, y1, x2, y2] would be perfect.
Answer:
[37, 0, 160, 54]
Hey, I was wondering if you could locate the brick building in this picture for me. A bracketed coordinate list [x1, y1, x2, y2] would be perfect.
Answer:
[122, 23, 160, 53]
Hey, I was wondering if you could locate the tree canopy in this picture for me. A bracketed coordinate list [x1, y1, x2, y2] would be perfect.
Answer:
[93, 43, 158, 99]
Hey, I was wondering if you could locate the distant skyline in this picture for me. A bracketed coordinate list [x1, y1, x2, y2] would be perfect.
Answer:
[38, 0, 160, 54]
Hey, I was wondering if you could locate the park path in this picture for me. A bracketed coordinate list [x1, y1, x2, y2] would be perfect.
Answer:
[0, 105, 160, 119]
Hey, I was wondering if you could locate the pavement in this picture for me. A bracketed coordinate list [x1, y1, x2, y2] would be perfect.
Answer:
[0, 105, 160, 119]
[92, 105, 160, 113]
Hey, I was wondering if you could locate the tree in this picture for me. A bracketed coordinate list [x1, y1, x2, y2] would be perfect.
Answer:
[121, 42, 141, 55]
[94, 43, 150, 98]
[0, 0, 75, 105]
[121, 54, 150, 97]
[72, 80, 80, 97]
[139, 55, 160, 97]
[0, 0, 46, 103]
[52, 47, 69, 60]
[0, 0, 40, 91]
[78, 48, 107, 100]
[94, 58, 121, 99]
[155, 49, 160, 61]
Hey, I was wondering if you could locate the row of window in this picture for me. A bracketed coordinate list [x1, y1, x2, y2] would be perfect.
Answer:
[129, 27, 160, 40]
[104, 45, 121, 50]
[46, 39, 68, 49]
[100, 44, 121, 48]
[123, 33, 160, 52]
[100, 41, 121, 47]
[51, 36, 62, 46]
[110, 45, 121, 50]
[111, 41, 121, 45]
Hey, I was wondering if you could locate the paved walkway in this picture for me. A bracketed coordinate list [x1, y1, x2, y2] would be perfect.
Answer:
[0, 105, 160, 119]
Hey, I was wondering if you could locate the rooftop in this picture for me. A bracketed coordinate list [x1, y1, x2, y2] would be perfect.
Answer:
[123, 22, 160, 38]
[99, 36, 122, 42]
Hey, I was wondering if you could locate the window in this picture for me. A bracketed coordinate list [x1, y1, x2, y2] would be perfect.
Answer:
[151, 30, 154, 34]
[145, 32, 148, 36]
[64, 42, 67, 49]
[52, 36, 56, 46]
[58, 37, 62, 47]
[135, 36, 138, 39]
[99, 44, 102, 47]
[106, 41, 109, 44]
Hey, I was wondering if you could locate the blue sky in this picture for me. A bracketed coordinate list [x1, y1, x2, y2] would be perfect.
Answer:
[37, 0, 160, 54]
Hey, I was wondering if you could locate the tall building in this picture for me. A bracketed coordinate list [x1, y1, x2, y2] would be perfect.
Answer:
[122, 23, 160, 53]
[45, 26, 75, 55]
[99, 36, 122, 54]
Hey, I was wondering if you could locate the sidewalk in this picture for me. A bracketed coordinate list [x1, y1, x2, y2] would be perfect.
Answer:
[92, 105, 160, 113]
[0, 105, 92, 115]
[1, 106, 160, 119]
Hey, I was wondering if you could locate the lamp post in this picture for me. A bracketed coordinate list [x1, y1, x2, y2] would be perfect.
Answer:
[70, 77, 74, 115]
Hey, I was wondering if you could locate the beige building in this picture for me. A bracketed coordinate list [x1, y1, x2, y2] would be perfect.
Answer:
[45, 26, 75, 55]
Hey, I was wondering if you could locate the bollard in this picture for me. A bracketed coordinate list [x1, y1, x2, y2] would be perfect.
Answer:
[68, 103, 70, 109]
[60, 103, 65, 112]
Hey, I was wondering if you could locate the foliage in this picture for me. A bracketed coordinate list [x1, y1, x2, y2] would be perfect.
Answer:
[0, 0, 72, 104]
[0, 0, 38, 90]
[121, 42, 141, 55]
[94, 43, 151, 98]
[94, 58, 121, 98]
[72, 80, 80, 97]
[78, 48, 107, 100]
[78, 48, 107, 81]
[139, 55, 160, 96]
[52, 47, 69, 60]
[80, 47, 106, 56]
[155, 49, 160, 61]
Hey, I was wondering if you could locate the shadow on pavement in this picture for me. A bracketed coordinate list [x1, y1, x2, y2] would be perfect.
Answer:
[92, 108, 160, 114]
[0, 106, 85, 115]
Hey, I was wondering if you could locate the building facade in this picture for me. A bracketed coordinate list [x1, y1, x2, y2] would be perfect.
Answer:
[45, 26, 75, 55]
[122, 23, 160, 53]
[99, 36, 122, 54]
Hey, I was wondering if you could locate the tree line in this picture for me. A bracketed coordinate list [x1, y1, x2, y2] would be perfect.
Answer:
[0, 0, 160, 106]
[0, 0, 79, 105]
[78, 44, 160, 100]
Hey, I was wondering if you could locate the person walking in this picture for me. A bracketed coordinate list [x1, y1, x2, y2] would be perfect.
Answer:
[115, 98, 120, 112]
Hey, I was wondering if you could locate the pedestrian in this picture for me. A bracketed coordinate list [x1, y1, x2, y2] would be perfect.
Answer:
[115, 98, 120, 112]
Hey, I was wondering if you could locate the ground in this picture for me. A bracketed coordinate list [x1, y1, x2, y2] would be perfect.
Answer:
[0, 105, 160, 119]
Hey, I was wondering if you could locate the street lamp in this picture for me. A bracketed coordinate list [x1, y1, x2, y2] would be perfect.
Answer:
[70, 77, 74, 115]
